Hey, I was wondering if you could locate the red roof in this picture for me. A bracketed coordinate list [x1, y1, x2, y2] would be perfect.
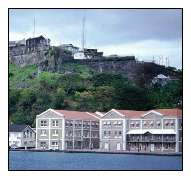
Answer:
[54, 110, 98, 120]
[116, 108, 182, 118]
[116, 110, 146, 118]
[53, 108, 182, 120]
[155, 108, 182, 118]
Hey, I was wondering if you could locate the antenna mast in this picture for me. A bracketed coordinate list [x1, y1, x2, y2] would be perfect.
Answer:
[33, 17, 36, 38]
[82, 14, 86, 51]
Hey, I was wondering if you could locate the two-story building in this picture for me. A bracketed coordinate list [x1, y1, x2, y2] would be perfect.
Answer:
[9, 124, 36, 149]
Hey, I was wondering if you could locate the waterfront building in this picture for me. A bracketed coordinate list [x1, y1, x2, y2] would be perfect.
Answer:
[35, 109, 99, 150]
[35, 108, 182, 153]
[97, 108, 182, 153]
[96, 109, 126, 151]
[9, 124, 36, 149]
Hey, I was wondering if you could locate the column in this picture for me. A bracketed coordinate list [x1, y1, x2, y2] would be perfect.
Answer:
[175, 118, 179, 152]
[62, 118, 65, 150]
[123, 119, 126, 150]
[90, 121, 92, 149]
[48, 118, 51, 150]
[81, 120, 83, 149]
[35, 118, 38, 149]
[72, 120, 74, 149]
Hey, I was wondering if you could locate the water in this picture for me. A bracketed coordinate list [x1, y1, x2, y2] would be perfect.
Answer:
[9, 151, 182, 170]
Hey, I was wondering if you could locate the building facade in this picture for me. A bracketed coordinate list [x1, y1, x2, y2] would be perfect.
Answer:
[96, 110, 126, 151]
[35, 109, 99, 150]
[26, 35, 50, 52]
[9, 124, 36, 148]
[59, 44, 80, 55]
[74, 48, 103, 60]
[97, 109, 182, 153]
[35, 108, 182, 153]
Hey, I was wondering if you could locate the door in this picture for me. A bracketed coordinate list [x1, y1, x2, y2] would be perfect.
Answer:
[150, 144, 155, 152]
[117, 143, 121, 150]
[104, 143, 109, 150]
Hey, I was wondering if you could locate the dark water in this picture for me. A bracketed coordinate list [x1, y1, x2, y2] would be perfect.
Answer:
[9, 151, 182, 170]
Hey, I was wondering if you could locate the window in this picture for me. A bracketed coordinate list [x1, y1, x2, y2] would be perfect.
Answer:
[52, 120, 58, 127]
[165, 120, 169, 126]
[118, 121, 122, 125]
[40, 142, 46, 147]
[40, 130, 47, 136]
[23, 132, 27, 138]
[41, 120, 47, 127]
[150, 121, 154, 127]
[104, 131, 107, 135]
[130, 122, 135, 128]
[107, 121, 111, 125]
[65, 121, 69, 126]
[136, 122, 140, 128]
[52, 130, 58, 136]
[119, 131, 122, 135]
[113, 121, 118, 125]
[157, 121, 161, 127]
[52, 141, 58, 146]
[66, 130, 73, 137]
[170, 120, 174, 127]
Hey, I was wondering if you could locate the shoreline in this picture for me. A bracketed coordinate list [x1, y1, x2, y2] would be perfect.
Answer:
[9, 149, 182, 156]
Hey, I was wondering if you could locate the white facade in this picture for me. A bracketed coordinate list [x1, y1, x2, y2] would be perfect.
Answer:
[98, 109, 182, 153]
[9, 132, 22, 148]
[74, 51, 87, 59]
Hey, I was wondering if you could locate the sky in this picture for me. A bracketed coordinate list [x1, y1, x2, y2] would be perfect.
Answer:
[9, 9, 182, 69]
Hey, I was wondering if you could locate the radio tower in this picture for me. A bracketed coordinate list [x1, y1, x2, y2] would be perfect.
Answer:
[33, 17, 36, 38]
[81, 15, 86, 51]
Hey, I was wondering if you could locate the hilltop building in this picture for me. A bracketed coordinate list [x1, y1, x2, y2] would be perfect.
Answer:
[152, 74, 170, 86]
[74, 48, 103, 59]
[26, 35, 50, 52]
[9, 35, 50, 56]
[59, 44, 79, 55]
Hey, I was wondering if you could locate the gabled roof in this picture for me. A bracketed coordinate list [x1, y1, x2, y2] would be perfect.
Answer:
[155, 108, 182, 118]
[101, 109, 125, 118]
[54, 110, 98, 120]
[115, 108, 182, 118]
[116, 110, 146, 118]
[155, 74, 169, 79]
[26, 35, 46, 41]
[9, 124, 27, 132]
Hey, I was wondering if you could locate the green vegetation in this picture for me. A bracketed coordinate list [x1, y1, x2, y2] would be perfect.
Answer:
[9, 63, 182, 126]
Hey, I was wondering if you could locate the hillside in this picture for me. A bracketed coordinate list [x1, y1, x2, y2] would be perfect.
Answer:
[9, 63, 182, 126]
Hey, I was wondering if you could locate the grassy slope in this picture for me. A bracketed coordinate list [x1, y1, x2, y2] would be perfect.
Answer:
[9, 63, 94, 89]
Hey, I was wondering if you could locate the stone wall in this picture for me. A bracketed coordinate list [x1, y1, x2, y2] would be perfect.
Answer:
[9, 50, 49, 67]
[9, 46, 167, 84]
